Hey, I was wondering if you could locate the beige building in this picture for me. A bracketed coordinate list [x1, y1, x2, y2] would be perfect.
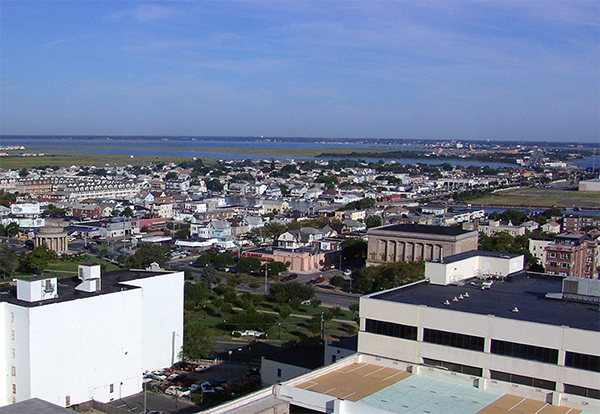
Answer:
[367, 224, 478, 266]
[34, 225, 69, 255]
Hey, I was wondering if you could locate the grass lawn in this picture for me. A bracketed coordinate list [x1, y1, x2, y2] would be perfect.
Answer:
[468, 188, 600, 209]
[12, 255, 120, 278]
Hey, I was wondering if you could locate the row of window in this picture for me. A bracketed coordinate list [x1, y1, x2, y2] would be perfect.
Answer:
[565, 351, 600, 372]
[422, 357, 482, 377]
[423, 328, 485, 352]
[365, 319, 417, 340]
[421, 358, 599, 400]
[491, 339, 558, 364]
[564, 384, 600, 400]
[365, 320, 599, 372]
[490, 370, 556, 391]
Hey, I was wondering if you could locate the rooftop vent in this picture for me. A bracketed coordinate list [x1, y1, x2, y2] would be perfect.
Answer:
[75, 263, 102, 293]
[17, 276, 58, 302]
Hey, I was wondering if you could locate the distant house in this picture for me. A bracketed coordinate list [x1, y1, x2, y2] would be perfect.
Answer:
[71, 203, 102, 220]
[541, 221, 561, 234]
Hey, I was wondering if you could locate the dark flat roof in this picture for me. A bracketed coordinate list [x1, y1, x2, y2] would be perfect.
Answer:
[373, 224, 474, 237]
[440, 250, 521, 264]
[2, 269, 175, 308]
[1, 398, 74, 414]
[371, 273, 599, 332]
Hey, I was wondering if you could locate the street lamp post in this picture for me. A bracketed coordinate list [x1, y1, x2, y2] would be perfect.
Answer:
[228, 350, 233, 395]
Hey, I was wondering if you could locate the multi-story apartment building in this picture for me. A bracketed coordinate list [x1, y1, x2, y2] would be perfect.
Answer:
[563, 216, 600, 232]
[545, 233, 598, 279]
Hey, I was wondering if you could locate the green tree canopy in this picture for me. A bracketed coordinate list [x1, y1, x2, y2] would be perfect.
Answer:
[351, 261, 425, 293]
[181, 317, 214, 361]
[236, 256, 262, 274]
[269, 281, 315, 302]
[126, 243, 171, 268]
[18, 244, 57, 273]
[0, 244, 17, 279]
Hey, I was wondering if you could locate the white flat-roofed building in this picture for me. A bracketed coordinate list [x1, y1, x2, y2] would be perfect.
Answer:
[0, 263, 184, 408]
[358, 270, 600, 410]
[425, 250, 524, 286]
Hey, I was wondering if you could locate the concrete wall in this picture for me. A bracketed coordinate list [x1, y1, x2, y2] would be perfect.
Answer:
[123, 271, 184, 371]
[26, 289, 144, 407]
[261, 358, 310, 386]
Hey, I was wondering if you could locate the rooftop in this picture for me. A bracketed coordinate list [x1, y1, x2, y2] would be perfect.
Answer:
[2, 268, 175, 308]
[291, 361, 592, 414]
[371, 224, 475, 237]
[439, 250, 521, 264]
[370, 273, 600, 332]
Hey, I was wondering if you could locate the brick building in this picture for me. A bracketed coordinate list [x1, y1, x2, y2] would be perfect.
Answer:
[545, 233, 598, 279]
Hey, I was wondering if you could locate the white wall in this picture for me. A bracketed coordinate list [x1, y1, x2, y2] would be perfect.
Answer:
[124, 271, 184, 370]
[261, 358, 311, 386]
[425, 254, 524, 285]
[26, 289, 144, 407]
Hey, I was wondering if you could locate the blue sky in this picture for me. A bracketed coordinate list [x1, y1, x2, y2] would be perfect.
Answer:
[1, 1, 598, 142]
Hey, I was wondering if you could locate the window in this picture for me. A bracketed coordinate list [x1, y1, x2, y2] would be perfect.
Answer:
[559, 272, 568, 276]
[365, 319, 418, 341]
[12, 384, 16, 394]
[564, 384, 600, 400]
[110, 384, 114, 393]
[548, 252, 557, 258]
[423, 328, 484, 352]
[549, 262, 558, 268]
[490, 370, 555, 391]
[277, 369, 282, 378]
[422, 357, 482, 376]
[561, 263, 570, 268]
[561, 253, 570, 260]
[11, 366, 16, 376]
[491, 339, 558, 364]
[565, 351, 600, 372]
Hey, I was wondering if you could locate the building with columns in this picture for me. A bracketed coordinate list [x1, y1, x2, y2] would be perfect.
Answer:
[34, 225, 69, 255]
[366, 224, 479, 266]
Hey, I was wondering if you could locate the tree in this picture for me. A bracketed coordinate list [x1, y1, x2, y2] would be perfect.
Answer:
[236, 256, 262, 274]
[365, 215, 382, 229]
[126, 243, 171, 268]
[267, 261, 289, 278]
[0, 244, 17, 279]
[18, 244, 57, 273]
[121, 206, 134, 217]
[330, 275, 345, 288]
[43, 204, 68, 217]
[4, 222, 20, 237]
[269, 281, 315, 302]
[279, 305, 292, 326]
[351, 261, 425, 293]
[342, 238, 367, 263]
[200, 267, 220, 291]
[181, 317, 214, 361]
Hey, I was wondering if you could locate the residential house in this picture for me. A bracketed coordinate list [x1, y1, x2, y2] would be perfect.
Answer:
[542, 221, 562, 234]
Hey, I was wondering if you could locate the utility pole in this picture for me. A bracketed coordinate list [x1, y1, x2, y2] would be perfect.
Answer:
[264, 261, 268, 293]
